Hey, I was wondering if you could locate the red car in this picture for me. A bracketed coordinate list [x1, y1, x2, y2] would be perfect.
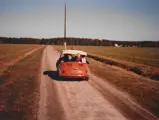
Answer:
[56, 50, 89, 80]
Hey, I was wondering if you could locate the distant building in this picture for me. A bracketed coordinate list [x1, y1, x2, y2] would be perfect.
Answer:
[114, 43, 122, 47]
[114, 44, 118, 47]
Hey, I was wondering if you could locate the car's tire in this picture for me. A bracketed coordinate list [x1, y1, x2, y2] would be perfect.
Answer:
[84, 77, 89, 81]
[56, 70, 61, 79]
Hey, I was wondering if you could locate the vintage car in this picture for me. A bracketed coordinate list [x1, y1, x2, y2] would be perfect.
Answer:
[56, 50, 89, 80]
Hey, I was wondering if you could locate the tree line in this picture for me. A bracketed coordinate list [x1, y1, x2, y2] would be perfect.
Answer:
[0, 37, 159, 47]
[40, 37, 159, 47]
[0, 37, 41, 44]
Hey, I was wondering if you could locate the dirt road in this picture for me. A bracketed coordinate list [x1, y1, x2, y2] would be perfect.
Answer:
[38, 46, 158, 120]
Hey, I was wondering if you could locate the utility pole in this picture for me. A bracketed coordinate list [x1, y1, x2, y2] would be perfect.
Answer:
[64, 3, 66, 39]
[64, 3, 67, 49]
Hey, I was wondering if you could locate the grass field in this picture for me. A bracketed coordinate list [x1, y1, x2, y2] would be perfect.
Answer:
[0, 48, 43, 120]
[0, 44, 40, 62]
[54, 45, 159, 67]
[0, 44, 41, 70]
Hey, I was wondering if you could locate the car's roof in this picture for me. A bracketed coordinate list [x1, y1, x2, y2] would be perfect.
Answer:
[62, 50, 87, 56]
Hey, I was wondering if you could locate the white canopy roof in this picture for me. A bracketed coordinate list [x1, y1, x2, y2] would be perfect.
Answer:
[62, 50, 87, 56]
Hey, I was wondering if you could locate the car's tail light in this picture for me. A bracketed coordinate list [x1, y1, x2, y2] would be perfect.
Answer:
[60, 63, 66, 68]
[79, 64, 83, 66]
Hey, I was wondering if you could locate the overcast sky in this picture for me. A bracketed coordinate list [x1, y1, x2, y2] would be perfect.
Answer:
[0, 0, 159, 41]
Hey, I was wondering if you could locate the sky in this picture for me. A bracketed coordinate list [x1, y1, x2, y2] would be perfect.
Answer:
[0, 0, 159, 41]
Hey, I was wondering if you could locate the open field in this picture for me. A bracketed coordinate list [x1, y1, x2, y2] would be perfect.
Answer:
[0, 48, 44, 120]
[0, 45, 158, 120]
[54, 45, 159, 67]
[0, 44, 41, 62]
[0, 44, 42, 70]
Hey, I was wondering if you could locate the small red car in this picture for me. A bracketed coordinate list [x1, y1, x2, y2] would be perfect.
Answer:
[56, 50, 89, 80]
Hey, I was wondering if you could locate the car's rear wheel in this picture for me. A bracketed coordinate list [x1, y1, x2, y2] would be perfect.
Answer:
[56, 69, 62, 79]
[84, 77, 89, 81]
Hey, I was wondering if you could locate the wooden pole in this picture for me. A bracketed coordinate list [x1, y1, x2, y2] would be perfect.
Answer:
[64, 3, 67, 49]
[64, 3, 66, 39]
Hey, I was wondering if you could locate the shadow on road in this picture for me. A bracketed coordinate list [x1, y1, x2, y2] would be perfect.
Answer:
[43, 70, 83, 81]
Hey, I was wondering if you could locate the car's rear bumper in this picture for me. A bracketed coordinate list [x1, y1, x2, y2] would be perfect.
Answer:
[60, 74, 89, 79]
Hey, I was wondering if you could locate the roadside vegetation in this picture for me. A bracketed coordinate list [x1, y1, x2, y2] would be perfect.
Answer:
[0, 48, 43, 120]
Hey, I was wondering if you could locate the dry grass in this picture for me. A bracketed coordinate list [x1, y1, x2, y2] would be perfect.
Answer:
[0, 48, 44, 120]
[0, 44, 41, 70]
[54, 45, 159, 67]
[88, 58, 159, 117]
[0, 44, 40, 62]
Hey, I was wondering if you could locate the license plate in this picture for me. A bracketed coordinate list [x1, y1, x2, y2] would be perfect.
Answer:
[73, 68, 78, 70]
